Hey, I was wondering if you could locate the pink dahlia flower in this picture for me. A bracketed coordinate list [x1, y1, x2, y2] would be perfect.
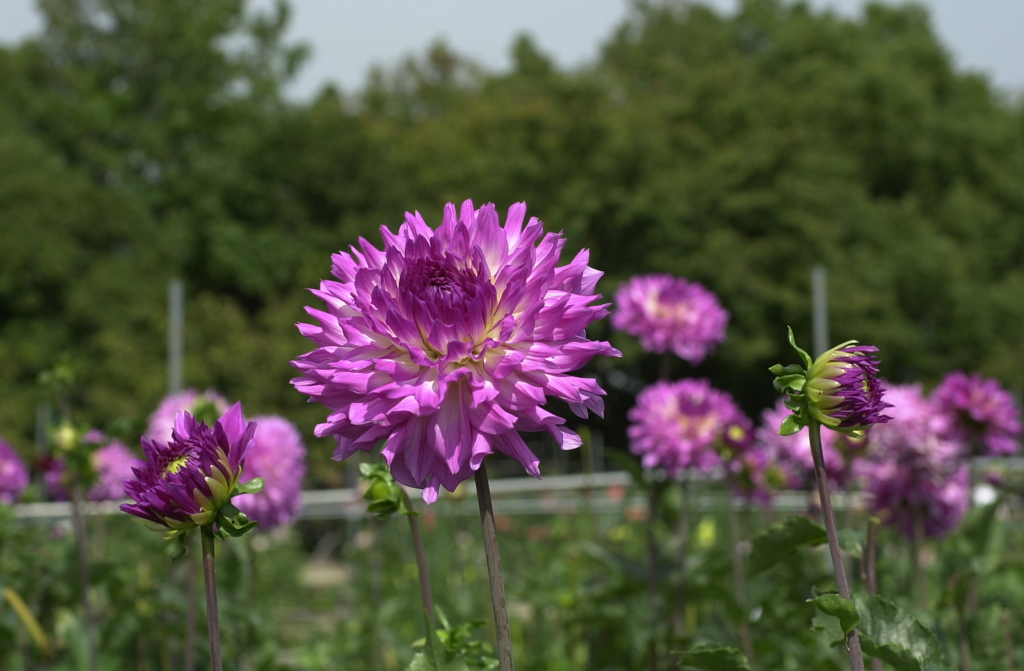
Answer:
[857, 383, 969, 538]
[292, 201, 620, 503]
[233, 415, 306, 529]
[0, 438, 29, 505]
[626, 378, 745, 478]
[145, 389, 230, 443]
[611, 274, 728, 364]
[932, 371, 1021, 457]
[46, 436, 142, 501]
[754, 399, 848, 489]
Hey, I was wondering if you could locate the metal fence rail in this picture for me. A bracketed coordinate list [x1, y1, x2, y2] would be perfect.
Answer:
[8, 471, 881, 525]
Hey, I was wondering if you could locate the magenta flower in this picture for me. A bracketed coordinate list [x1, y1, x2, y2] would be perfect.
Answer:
[122, 402, 256, 536]
[292, 201, 619, 503]
[932, 371, 1021, 457]
[804, 342, 892, 432]
[755, 399, 847, 489]
[145, 389, 230, 444]
[0, 438, 29, 505]
[858, 383, 969, 538]
[627, 378, 747, 478]
[46, 437, 142, 501]
[232, 415, 306, 529]
[611, 274, 728, 364]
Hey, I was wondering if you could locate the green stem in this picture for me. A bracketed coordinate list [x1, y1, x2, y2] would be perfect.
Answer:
[672, 476, 690, 639]
[648, 482, 660, 670]
[724, 472, 755, 668]
[70, 485, 98, 671]
[808, 420, 865, 671]
[200, 528, 223, 671]
[401, 489, 435, 625]
[475, 462, 515, 671]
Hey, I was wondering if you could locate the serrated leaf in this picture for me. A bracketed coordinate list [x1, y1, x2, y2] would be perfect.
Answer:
[406, 610, 470, 671]
[674, 644, 751, 670]
[808, 594, 858, 635]
[855, 595, 950, 671]
[748, 515, 827, 575]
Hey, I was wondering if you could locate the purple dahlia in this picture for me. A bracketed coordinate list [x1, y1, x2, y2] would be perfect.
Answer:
[122, 402, 256, 536]
[626, 378, 744, 478]
[233, 415, 306, 529]
[145, 389, 230, 444]
[804, 342, 892, 431]
[47, 437, 142, 501]
[611, 274, 728, 364]
[0, 438, 29, 505]
[857, 383, 969, 539]
[932, 371, 1021, 457]
[292, 201, 620, 503]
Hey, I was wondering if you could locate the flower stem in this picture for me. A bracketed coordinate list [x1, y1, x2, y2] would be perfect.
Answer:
[672, 476, 690, 638]
[808, 420, 865, 671]
[185, 535, 197, 671]
[200, 528, 223, 671]
[723, 472, 755, 667]
[647, 482, 660, 671]
[911, 509, 927, 611]
[474, 462, 515, 671]
[70, 485, 98, 671]
[864, 518, 882, 671]
[401, 489, 435, 625]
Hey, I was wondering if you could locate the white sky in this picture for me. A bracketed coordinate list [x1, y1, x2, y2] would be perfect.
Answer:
[1, 0, 1022, 100]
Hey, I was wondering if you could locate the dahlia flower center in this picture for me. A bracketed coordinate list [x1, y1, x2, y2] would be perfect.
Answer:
[158, 445, 197, 478]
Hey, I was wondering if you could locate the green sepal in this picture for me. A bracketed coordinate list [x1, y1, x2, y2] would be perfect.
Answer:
[773, 374, 806, 394]
[787, 326, 813, 369]
[778, 415, 804, 436]
[215, 504, 260, 539]
[169, 532, 190, 560]
[234, 477, 264, 495]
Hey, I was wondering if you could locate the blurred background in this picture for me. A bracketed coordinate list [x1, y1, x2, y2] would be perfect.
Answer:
[4, 0, 1024, 485]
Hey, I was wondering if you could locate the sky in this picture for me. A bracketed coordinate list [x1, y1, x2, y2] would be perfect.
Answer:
[1, 0, 1022, 101]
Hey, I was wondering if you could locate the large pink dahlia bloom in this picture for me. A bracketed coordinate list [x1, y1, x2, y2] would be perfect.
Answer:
[626, 378, 742, 478]
[611, 274, 728, 364]
[233, 415, 307, 529]
[0, 438, 29, 505]
[292, 201, 620, 503]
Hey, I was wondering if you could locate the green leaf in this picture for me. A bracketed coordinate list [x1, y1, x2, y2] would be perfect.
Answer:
[359, 462, 375, 477]
[235, 477, 264, 495]
[855, 595, 951, 671]
[787, 326, 813, 369]
[406, 610, 470, 671]
[778, 415, 804, 436]
[811, 610, 846, 646]
[674, 644, 751, 670]
[808, 594, 858, 636]
[838, 529, 864, 558]
[748, 515, 827, 575]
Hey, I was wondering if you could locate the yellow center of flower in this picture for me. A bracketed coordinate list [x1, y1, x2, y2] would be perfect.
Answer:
[162, 456, 189, 477]
[727, 425, 746, 442]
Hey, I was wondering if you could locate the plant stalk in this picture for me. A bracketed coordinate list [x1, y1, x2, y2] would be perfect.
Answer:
[808, 421, 865, 671]
[185, 536, 197, 671]
[475, 462, 515, 671]
[911, 508, 927, 611]
[672, 476, 690, 638]
[70, 485, 98, 671]
[724, 472, 755, 667]
[200, 529, 223, 671]
[401, 489, 435, 624]
[864, 518, 882, 671]
[647, 481, 661, 670]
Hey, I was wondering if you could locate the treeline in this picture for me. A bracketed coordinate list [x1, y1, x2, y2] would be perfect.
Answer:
[2, 0, 1023, 482]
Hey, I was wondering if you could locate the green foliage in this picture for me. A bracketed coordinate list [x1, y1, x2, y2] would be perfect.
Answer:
[854, 595, 952, 671]
[407, 611, 471, 671]
[674, 643, 752, 670]
[360, 461, 415, 521]
[747, 514, 826, 575]
[807, 594, 858, 636]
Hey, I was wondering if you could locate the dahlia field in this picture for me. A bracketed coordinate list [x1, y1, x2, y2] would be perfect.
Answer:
[3, 201, 1024, 671]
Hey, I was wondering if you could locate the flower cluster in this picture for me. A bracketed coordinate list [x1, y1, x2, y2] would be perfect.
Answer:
[933, 371, 1021, 457]
[0, 438, 29, 505]
[122, 403, 258, 537]
[146, 389, 230, 443]
[292, 201, 619, 502]
[232, 415, 306, 529]
[611, 274, 728, 365]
